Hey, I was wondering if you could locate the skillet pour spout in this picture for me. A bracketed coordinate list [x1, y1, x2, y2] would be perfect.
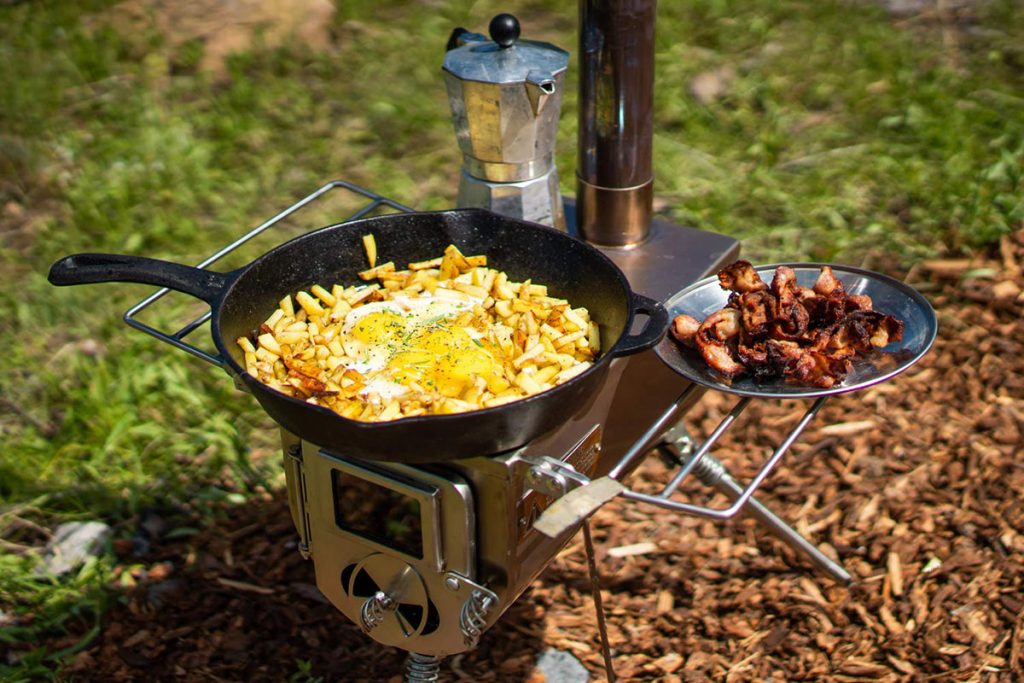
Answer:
[48, 209, 668, 463]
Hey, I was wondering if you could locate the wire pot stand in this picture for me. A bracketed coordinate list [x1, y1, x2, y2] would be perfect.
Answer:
[119, 181, 936, 683]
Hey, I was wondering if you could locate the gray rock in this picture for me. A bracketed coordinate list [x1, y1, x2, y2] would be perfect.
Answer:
[535, 648, 590, 683]
[41, 521, 112, 576]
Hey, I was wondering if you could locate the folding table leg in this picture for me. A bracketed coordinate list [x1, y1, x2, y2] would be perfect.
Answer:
[659, 439, 852, 584]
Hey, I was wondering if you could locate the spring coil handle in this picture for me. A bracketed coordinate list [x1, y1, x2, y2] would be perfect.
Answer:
[459, 590, 495, 647]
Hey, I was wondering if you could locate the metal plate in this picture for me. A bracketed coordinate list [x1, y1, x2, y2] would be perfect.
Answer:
[655, 263, 938, 399]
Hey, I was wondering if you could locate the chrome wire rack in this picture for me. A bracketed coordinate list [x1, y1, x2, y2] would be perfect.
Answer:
[123, 181, 412, 367]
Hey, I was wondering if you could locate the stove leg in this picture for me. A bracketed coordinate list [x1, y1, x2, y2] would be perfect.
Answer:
[659, 437, 852, 584]
[404, 652, 441, 683]
[582, 520, 617, 682]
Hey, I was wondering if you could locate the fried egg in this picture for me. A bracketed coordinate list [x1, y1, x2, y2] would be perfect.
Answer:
[339, 294, 506, 401]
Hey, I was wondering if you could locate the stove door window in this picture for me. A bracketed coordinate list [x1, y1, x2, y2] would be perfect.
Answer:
[332, 469, 427, 559]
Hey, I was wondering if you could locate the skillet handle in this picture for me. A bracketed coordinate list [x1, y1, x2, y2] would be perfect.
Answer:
[48, 253, 231, 306]
[613, 293, 669, 357]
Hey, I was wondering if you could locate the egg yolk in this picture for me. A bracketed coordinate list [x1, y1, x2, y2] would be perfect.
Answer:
[344, 304, 509, 400]
[350, 310, 406, 346]
[390, 326, 506, 398]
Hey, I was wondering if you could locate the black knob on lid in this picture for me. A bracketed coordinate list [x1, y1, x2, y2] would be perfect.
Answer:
[489, 13, 520, 48]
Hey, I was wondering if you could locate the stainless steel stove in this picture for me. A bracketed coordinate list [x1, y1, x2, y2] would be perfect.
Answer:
[271, 204, 739, 660]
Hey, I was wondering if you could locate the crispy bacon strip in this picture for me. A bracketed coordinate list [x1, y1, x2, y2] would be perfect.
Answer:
[813, 266, 844, 297]
[718, 260, 767, 294]
[695, 308, 745, 377]
[670, 314, 701, 346]
[736, 290, 774, 338]
[673, 262, 905, 387]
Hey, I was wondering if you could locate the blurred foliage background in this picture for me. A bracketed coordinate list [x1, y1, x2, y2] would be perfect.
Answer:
[0, 0, 1021, 677]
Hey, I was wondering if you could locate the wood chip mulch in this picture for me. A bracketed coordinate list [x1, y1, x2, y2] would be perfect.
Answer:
[55, 232, 1023, 682]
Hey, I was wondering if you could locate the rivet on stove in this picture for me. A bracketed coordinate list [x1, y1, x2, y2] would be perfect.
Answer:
[445, 576, 461, 591]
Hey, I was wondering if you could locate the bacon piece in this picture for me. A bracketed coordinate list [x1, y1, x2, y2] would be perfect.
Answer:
[736, 290, 775, 338]
[847, 294, 873, 311]
[718, 260, 767, 294]
[771, 266, 799, 309]
[813, 266, 844, 297]
[671, 314, 701, 346]
[695, 308, 745, 377]
[770, 300, 811, 341]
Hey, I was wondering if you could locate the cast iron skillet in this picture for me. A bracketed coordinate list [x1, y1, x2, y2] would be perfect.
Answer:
[48, 209, 667, 463]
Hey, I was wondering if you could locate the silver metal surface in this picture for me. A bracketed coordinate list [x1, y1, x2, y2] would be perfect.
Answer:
[575, 175, 653, 247]
[661, 397, 752, 494]
[351, 555, 428, 639]
[606, 384, 703, 480]
[576, 0, 656, 245]
[567, 208, 740, 475]
[534, 395, 829, 537]
[281, 432, 312, 559]
[442, 424, 607, 616]
[443, 31, 568, 87]
[656, 263, 939, 399]
[457, 166, 565, 229]
[442, 29, 566, 168]
[404, 653, 442, 683]
[524, 456, 591, 498]
[322, 454, 447, 572]
[301, 441, 502, 655]
[532, 476, 625, 539]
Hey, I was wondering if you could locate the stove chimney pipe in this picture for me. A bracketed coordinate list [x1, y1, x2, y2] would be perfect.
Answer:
[576, 0, 656, 247]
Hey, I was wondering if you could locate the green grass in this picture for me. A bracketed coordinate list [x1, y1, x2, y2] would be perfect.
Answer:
[0, 0, 1021, 677]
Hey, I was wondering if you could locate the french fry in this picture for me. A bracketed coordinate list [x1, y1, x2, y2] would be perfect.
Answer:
[265, 308, 285, 330]
[378, 399, 401, 421]
[533, 364, 560, 386]
[258, 333, 282, 356]
[409, 256, 443, 270]
[346, 284, 380, 305]
[588, 321, 601, 353]
[295, 291, 325, 317]
[358, 261, 395, 281]
[362, 234, 377, 268]
[452, 281, 489, 299]
[311, 284, 336, 307]
[555, 363, 591, 384]
[554, 330, 586, 349]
